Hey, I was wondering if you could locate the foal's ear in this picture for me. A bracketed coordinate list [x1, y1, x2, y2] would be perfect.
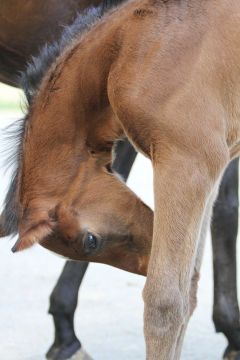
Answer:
[12, 222, 53, 252]
[11, 209, 56, 252]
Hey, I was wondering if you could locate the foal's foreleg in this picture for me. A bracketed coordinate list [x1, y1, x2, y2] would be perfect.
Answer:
[211, 159, 240, 359]
[174, 187, 219, 359]
[143, 148, 227, 360]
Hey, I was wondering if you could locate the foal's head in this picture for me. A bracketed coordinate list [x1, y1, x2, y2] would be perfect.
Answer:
[5, 120, 152, 274]
[2, 13, 153, 275]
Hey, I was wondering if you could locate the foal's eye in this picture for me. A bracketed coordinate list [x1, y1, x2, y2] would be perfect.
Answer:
[84, 232, 99, 253]
[87, 233, 97, 249]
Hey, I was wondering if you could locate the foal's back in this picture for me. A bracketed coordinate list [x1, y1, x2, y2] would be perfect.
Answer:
[60, 0, 240, 157]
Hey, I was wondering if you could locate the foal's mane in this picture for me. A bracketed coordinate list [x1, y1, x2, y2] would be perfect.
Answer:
[1, 0, 123, 236]
[22, 6, 102, 105]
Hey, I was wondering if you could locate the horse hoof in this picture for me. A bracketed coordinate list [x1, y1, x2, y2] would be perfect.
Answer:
[46, 338, 93, 360]
[224, 346, 240, 360]
[69, 348, 93, 360]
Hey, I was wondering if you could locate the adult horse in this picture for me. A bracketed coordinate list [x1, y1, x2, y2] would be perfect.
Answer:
[0, 1, 239, 359]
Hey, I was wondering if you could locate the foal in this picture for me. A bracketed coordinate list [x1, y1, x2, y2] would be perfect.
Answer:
[2, 0, 240, 358]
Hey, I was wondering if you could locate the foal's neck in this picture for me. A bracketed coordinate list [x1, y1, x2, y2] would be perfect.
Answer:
[23, 21, 125, 202]
[36, 17, 124, 149]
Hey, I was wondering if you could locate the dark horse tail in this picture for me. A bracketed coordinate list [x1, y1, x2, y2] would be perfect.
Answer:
[0, 219, 5, 237]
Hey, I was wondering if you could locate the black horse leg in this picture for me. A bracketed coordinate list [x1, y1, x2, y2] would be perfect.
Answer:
[47, 261, 89, 360]
[113, 139, 137, 181]
[47, 139, 137, 360]
[211, 158, 240, 360]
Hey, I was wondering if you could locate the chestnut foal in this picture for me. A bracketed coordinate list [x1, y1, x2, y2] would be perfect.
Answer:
[2, 2, 240, 359]
[2, 0, 240, 358]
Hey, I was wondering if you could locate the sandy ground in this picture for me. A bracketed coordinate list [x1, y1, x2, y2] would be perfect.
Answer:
[0, 113, 231, 359]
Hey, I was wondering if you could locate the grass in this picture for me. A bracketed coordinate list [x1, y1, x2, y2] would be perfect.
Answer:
[0, 83, 24, 112]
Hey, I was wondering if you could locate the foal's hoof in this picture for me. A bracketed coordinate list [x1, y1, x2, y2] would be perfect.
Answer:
[224, 345, 240, 360]
[46, 339, 92, 360]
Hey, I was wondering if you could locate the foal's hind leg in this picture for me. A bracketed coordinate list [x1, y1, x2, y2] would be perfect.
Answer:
[47, 139, 137, 360]
[211, 159, 240, 360]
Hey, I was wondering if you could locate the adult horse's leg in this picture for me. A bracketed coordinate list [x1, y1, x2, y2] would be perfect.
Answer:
[47, 261, 89, 360]
[211, 159, 240, 360]
[113, 139, 137, 181]
[47, 139, 137, 360]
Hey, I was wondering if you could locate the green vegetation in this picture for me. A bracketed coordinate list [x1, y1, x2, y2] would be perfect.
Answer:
[0, 83, 24, 111]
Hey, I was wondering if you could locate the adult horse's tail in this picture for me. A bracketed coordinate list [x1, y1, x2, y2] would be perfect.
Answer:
[0, 215, 6, 237]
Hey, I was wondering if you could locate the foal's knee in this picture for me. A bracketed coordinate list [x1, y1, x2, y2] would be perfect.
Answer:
[143, 281, 187, 338]
[143, 268, 201, 336]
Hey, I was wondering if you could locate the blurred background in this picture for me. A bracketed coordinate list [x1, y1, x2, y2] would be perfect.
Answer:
[0, 83, 233, 359]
